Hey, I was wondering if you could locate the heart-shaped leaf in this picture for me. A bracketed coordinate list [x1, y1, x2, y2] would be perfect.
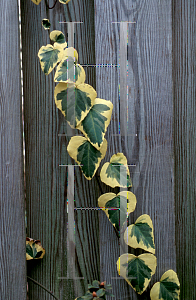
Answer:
[124, 214, 155, 254]
[150, 270, 180, 300]
[117, 253, 157, 294]
[77, 98, 113, 150]
[42, 19, 51, 30]
[54, 83, 96, 128]
[50, 30, 66, 44]
[67, 136, 107, 180]
[38, 44, 64, 75]
[54, 57, 85, 85]
[98, 191, 137, 231]
[26, 237, 45, 260]
[50, 30, 67, 50]
[100, 153, 132, 188]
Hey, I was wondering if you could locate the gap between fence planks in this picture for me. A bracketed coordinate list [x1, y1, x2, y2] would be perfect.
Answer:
[0, 0, 26, 299]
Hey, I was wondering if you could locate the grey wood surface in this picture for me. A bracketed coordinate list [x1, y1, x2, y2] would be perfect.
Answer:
[95, 1, 176, 299]
[21, 0, 99, 299]
[0, 0, 27, 299]
[173, 1, 196, 299]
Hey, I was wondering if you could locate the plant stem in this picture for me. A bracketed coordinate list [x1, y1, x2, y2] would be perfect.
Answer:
[46, 0, 58, 9]
[27, 276, 59, 300]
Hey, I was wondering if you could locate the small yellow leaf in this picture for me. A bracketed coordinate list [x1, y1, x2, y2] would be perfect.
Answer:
[31, 0, 42, 4]
[26, 237, 45, 260]
[59, 0, 71, 3]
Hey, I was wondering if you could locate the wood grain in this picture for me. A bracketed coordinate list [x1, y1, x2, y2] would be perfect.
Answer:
[95, 1, 176, 299]
[21, 0, 99, 299]
[0, 0, 26, 299]
[173, 1, 196, 299]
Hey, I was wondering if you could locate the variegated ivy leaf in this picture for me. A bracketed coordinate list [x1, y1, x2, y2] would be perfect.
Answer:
[100, 153, 132, 188]
[67, 136, 107, 180]
[50, 30, 65, 44]
[54, 57, 85, 85]
[59, 0, 71, 3]
[42, 19, 51, 30]
[26, 237, 45, 260]
[124, 214, 155, 254]
[117, 253, 157, 295]
[77, 98, 113, 150]
[150, 270, 180, 300]
[98, 191, 136, 231]
[31, 0, 42, 4]
[64, 47, 78, 63]
[38, 44, 64, 75]
[54, 83, 96, 128]
[50, 30, 67, 50]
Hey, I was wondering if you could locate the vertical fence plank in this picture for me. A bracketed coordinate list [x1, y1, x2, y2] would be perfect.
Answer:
[21, 0, 99, 299]
[0, 0, 26, 299]
[173, 1, 196, 299]
[95, 0, 175, 299]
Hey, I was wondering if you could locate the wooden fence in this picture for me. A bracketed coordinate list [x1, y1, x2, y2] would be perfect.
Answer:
[0, 0, 195, 299]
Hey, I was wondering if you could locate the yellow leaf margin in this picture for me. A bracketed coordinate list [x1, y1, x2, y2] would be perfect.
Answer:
[100, 153, 131, 188]
[67, 136, 107, 180]
[77, 98, 113, 150]
[54, 82, 97, 128]
[124, 214, 155, 254]
[98, 191, 137, 226]
[117, 253, 157, 295]
[150, 270, 180, 300]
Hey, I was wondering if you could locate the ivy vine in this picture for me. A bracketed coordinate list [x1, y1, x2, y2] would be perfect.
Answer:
[26, 1, 180, 298]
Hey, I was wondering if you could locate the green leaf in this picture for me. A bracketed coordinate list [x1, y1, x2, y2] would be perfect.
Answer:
[26, 237, 45, 260]
[38, 44, 64, 75]
[54, 83, 96, 128]
[98, 191, 137, 231]
[92, 280, 100, 288]
[77, 98, 113, 150]
[54, 57, 85, 85]
[124, 214, 155, 254]
[67, 136, 107, 180]
[150, 270, 180, 300]
[100, 153, 132, 188]
[42, 19, 51, 30]
[96, 289, 105, 297]
[117, 253, 157, 295]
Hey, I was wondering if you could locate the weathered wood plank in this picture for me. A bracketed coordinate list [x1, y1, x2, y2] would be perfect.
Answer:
[21, 0, 99, 299]
[0, 0, 26, 299]
[173, 1, 196, 299]
[95, 0, 176, 299]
